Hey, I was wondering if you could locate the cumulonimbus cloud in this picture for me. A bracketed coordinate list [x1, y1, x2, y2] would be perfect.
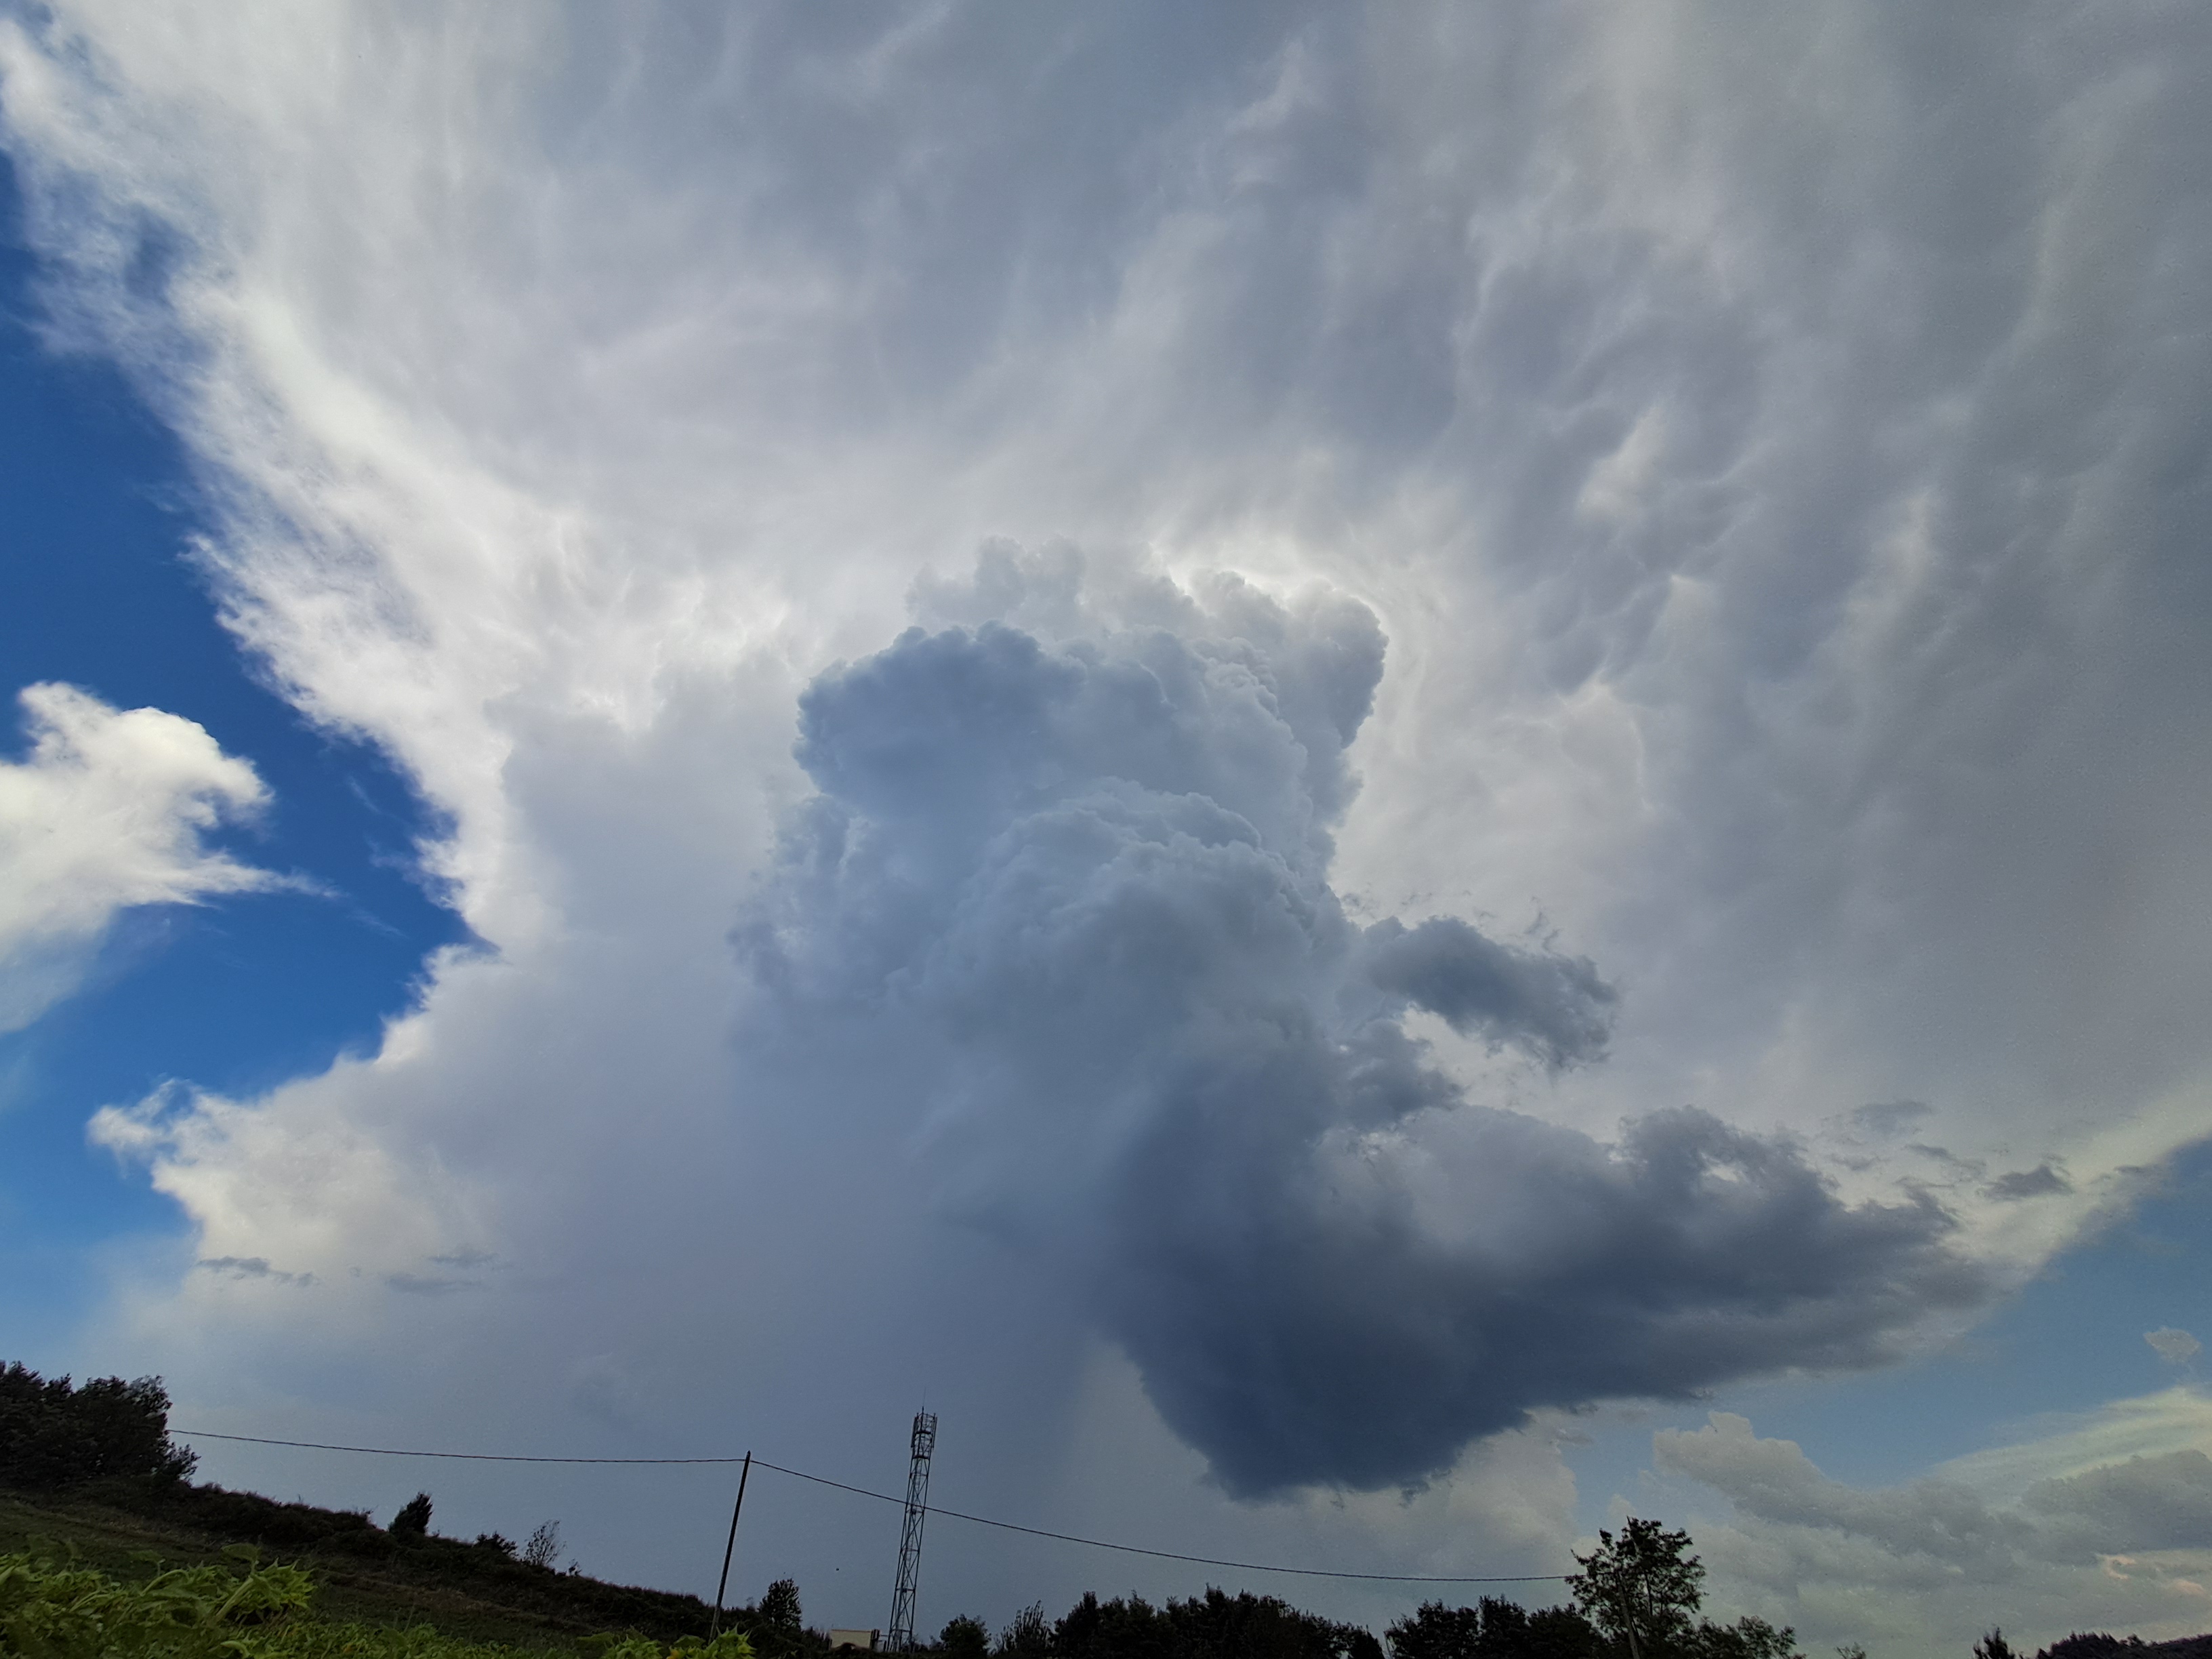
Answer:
[742, 551, 1986, 1494]
[0, 682, 281, 1031]
[1, 0, 2208, 1618]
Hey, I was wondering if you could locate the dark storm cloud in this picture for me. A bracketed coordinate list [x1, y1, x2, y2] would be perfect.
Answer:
[1984, 1164, 2072, 1202]
[1361, 916, 1614, 1070]
[742, 552, 1986, 1495]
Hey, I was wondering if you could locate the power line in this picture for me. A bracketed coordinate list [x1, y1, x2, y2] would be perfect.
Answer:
[752, 1459, 1566, 1584]
[176, 1431, 747, 1465]
[171, 1429, 1570, 1585]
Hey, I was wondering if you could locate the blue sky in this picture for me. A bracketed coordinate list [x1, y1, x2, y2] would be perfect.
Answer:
[0, 157, 462, 1348]
[2, 8, 2210, 1658]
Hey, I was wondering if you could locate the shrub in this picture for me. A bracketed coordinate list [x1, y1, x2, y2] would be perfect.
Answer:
[0, 1544, 312, 1659]
[520, 1521, 563, 1570]
[998, 1603, 1050, 1659]
[940, 1616, 991, 1659]
[391, 1492, 434, 1537]
[586, 1635, 755, 1659]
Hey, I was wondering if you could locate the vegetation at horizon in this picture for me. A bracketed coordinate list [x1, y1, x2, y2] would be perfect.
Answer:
[0, 1361, 2196, 1659]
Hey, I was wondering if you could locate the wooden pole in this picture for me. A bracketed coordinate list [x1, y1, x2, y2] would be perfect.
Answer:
[710, 1452, 752, 1639]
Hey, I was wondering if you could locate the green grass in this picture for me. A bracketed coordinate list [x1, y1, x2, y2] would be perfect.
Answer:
[0, 1542, 759, 1659]
[0, 1486, 728, 1652]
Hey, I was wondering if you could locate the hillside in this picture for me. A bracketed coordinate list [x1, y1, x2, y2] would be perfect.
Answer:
[0, 1477, 736, 1649]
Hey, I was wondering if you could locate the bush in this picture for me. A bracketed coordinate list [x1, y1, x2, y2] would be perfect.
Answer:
[0, 1363, 199, 1490]
[939, 1616, 991, 1659]
[391, 1492, 434, 1537]
[520, 1521, 563, 1571]
[998, 1603, 1051, 1659]
[0, 1544, 312, 1659]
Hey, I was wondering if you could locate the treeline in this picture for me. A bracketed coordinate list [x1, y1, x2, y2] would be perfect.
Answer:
[928, 1587, 1382, 1659]
[903, 1584, 1788, 1659]
[0, 1362, 199, 1489]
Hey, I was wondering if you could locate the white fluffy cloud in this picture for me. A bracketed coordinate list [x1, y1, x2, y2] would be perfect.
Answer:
[0, 682, 279, 1031]
[1656, 1391, 2212, 1658]
[2, 0, 2209, 1631]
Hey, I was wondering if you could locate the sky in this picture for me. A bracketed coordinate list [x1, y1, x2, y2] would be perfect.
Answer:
[1, 5, 2209, 1656]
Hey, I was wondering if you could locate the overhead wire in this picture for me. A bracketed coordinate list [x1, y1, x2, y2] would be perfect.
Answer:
[172, 1429, 1570, 1584]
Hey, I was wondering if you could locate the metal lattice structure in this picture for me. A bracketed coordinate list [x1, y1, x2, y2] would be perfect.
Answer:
[884, 1411, 937, 1654]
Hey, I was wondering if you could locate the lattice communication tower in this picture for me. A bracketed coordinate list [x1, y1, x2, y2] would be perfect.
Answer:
[885, 1410, 937, 1654]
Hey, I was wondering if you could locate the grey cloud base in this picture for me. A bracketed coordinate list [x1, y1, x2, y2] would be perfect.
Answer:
[741, 554, 1988, 1495]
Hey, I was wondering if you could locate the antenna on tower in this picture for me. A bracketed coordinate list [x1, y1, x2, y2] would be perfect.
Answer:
[884, 1410, 937, 1654]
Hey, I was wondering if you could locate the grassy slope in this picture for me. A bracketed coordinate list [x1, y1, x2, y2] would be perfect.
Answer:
[0, 1482, 732, 1650]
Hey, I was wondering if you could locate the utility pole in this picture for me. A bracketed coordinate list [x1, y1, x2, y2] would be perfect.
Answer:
[884, 1411, 937, 1654]
[710, 1452, 752, 1639]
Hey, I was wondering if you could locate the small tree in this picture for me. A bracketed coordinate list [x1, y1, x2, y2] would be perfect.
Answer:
[1974, 1635, 2016, 1659]
[522, 1521, 564, 1570]
[475, 1532, 517, 1558]
[758, 1579, 803, 1634]
[940, 1616, 991, 1659]
[1570, 1518, 1705, 1659]
[390, 1492, 433, 1537]
[997, 1603, 1051, 1659]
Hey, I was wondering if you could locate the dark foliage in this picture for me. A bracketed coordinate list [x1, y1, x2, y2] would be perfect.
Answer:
[0, 1364, 199, 1491]
[1003, 1603, 1054, 1659]
[1387, 1598, 1602, 1659]
[1052, 1587, 1381, 1659]
[735, 1576, 818, 1659]
[940, 1615, 991, 1659]
[760, 1580, 804, 1633]
[520, 1520, 563, 1571]
[1979, 1635, 2018, 1659]
[2041, 1639, 2212, 1659]
[1681, 1619, 1797, 1659]
[1570, 1519, 1704, 1654]
[390, 1492, 433, 1537]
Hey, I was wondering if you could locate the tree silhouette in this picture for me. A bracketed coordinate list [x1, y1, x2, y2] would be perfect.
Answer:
[760, 1579, 803, 1634]
[1569, 1518, 1705, 1659]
